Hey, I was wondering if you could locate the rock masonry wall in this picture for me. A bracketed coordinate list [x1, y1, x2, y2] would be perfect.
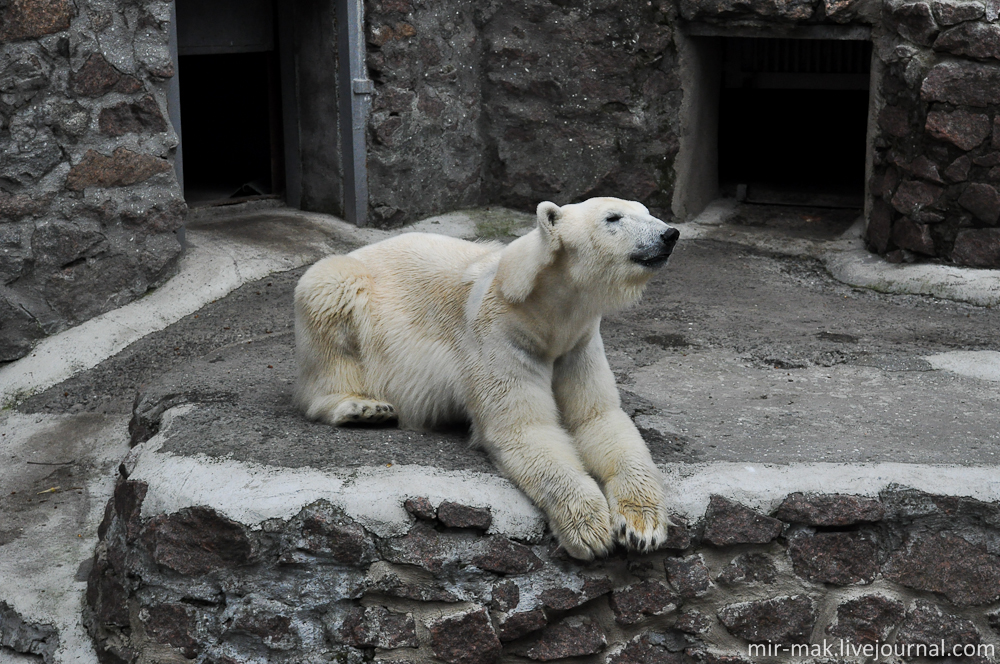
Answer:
[363, 0, 681, 226]
[0, 0, 184, 363]
[86, 479, 1000, 663]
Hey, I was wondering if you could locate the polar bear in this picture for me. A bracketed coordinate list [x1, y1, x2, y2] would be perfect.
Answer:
[294, 197, 679, 559]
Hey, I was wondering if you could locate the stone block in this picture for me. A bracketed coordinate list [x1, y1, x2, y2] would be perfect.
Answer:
[66, 148, 171, 191]
[491, 580, 519, 612]
[609, 633, 694, 664]
[403, 496, 436, 520]
[676, 611, 712, 635]
[496, 608, 547, 642]
[665, 555, 711, 598]
[896, 600, 982, 651]
[886, 1, 940, 45]
[140, 603, 199, 658]
[540, 576, 613, 610]
[379, 521, 453, 572]
[891, 217, 937, 256]
[716, 553, 778, 585]
[366, 563, 460, 602]
[933, 22, 1000, 60]
[69, 53, 143, 98]
[866, 199, 894, 254]
[113, 479, 148, 543]
[717, 596, 816, 644]
[958, 182, 1000, 223]
[884, 531, 1000, 606]
[472, 536, 543, 574]
[340, 606, 418, 648]
[891, 180, 943, 217]
[925, 109, 991, 151]
[438, 501, 492, 530]
[512, 616, 606, 661]
[878, 105, 911, 138]
[931, 0, 986, 24]
[775, 493, 884, 526]
[944, 154, 973, 182]
[826, 594, 906, 645]
[429, 608, 502, 664]
[952, 228, 1000, 267]
[702, 495, 783, 546]
[610, 580, 678, 625]
[921, 60, 1000, 107]
[789, 531, 879, 585]
[296, 503, 375, 564]
[99, 95, 169, 137]
[0, 0, 73, 42]
[227, 597, 297, 650]
[141, 506, 252, 575]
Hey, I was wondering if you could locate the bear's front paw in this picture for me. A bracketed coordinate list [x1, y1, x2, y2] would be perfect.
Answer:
[548, 490, 615, 561]
[333, 398, 398, 425]
[606, 474, 671, 554]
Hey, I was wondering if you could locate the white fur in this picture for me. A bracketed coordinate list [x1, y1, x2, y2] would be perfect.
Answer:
[294, 197, 678, 559]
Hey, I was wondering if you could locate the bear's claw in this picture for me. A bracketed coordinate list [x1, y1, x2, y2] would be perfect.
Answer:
[334, 398, 398, 424]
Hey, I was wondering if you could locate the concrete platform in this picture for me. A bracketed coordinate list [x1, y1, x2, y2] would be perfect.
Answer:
[2, 199, 1000, 662]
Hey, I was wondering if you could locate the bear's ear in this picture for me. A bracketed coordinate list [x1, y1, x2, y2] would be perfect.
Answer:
[495, 202, 562, 303]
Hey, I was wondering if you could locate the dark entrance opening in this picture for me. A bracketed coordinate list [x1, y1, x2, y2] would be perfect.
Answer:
[718, 37, 872, 208]
[175, 0, 284, 206]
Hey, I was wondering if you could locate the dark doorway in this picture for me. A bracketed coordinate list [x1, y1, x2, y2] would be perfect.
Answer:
[175, 0, 284, 206]
[718, 38, 872, 207]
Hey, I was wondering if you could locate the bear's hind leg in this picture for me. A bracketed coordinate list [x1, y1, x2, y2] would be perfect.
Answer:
[294, 256, 397, 426]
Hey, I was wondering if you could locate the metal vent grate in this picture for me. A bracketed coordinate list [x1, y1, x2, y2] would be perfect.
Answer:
[732, 38, 872, 75]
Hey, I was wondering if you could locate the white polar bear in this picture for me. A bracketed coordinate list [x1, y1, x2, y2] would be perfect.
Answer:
[294, 197, 679, 559]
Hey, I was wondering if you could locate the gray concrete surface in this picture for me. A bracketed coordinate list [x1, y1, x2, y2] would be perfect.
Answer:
[2, 199, 999, 662]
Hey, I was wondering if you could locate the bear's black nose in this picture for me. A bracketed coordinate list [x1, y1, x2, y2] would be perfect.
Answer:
[662, 228, 680, 251]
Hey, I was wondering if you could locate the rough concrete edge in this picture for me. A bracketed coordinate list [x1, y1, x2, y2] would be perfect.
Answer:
[128, 409, 1000, 535]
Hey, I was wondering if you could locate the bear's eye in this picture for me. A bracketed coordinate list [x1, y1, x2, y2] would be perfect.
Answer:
[606, 213, 622, 223]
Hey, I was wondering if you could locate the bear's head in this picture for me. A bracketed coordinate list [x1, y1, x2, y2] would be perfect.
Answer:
[497, 197, 679, 309]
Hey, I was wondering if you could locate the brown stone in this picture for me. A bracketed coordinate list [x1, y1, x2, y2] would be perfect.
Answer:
[608, 633, 694, 664]
[975, 152, 1000, 167]
[926, 109, 991, 150]
[0, 0, 73, 42]
[944, 154, 973, 182]
[69, 53, 143, 98]
[491, 581, 519, 612]
[994, 116, 1000, 149]
[884, 531, 1000, 606]
[437, 501, 492, 530]
[339, 606, 418, 648]
[891, 180, 943, 217]
[717, 596, 816, 644]
[952, 228, 1000, 267]
[665, 555, 711, 598]
[789, 531, 879, 585]
[933, 22, 1000, 60]
[141, 603, 199, 658]
[142, 506, 252, 575]
[514, 617, 606, 661]
[958, 183, 1000, 223]
[429, 608, 502, 664]
[866, 199, 893, 253]
[904, 155, 944, 184]
[775, 493, 884, 526]
[496, 609, 547, 642]
[921, 60, 1000, 108]
[113, 479, 148, 543]
[379, 521, 452, 572]
[878, 105, 910, 138]
[887, 1, 939, 45]
[229, 601, 296, 650]
[472, 536, 543, 574]
[826, 594, 906, 645]
[0, 193, 48, 220]
[297, 503, 374, 564]
[66, 148, 171, 191]
[609, 580, 678, 625]
[931, 0, 986, 24]
[878, 165, 901, 201]
[896, 600, 982, 652]
[98, 95, 168, 137]
[702, 495, 783, 546]
[403, 496, 436, 520]
[716, 553, 778, 585]
[540, 577, 613, 610]
[892, 217, 937, 256]
[663, 514, 693, 549]
[86, 557, 129, 627]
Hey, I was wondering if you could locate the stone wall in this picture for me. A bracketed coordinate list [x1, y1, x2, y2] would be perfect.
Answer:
[363, 0, 682, 225]
[87, 480, 1000, 663]
[0, 0, 184, 362]
[867, 0, 1000, 268]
